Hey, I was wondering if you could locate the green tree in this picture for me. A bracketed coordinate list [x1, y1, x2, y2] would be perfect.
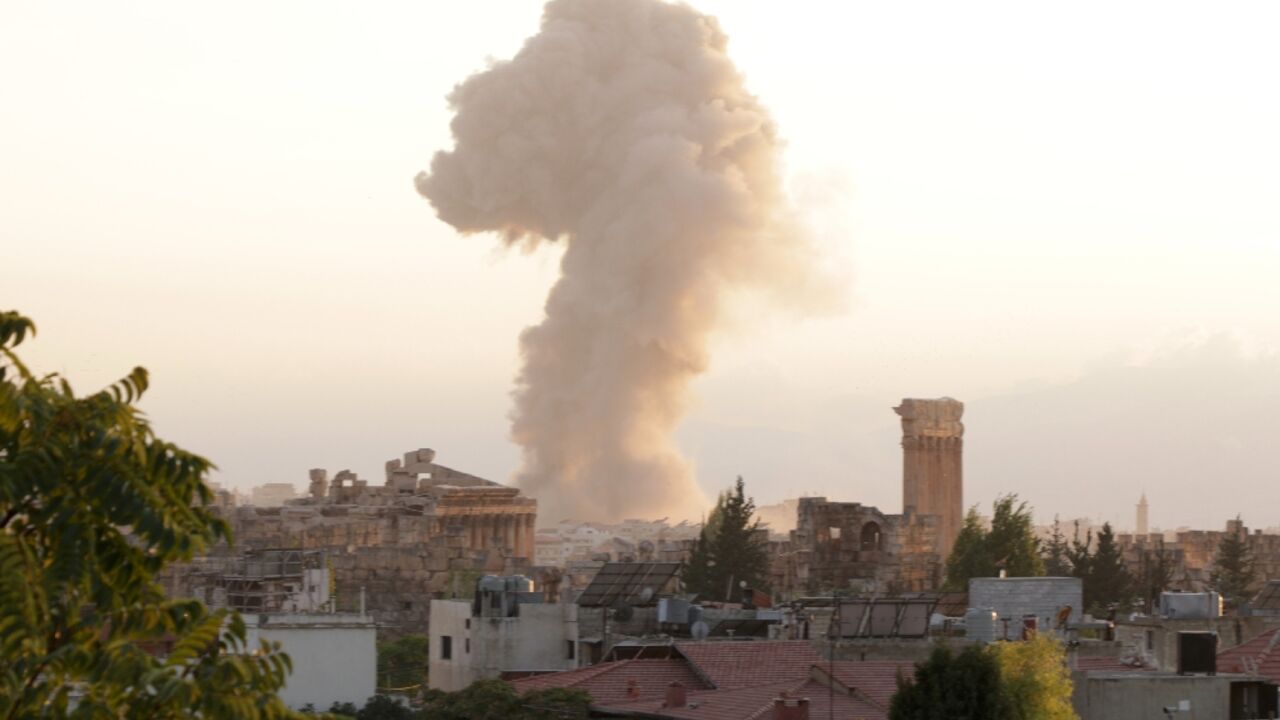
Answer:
[681, 477, 770, 600]
[1075, 523, 1132, 614]
[889, 643, 1012, 720]
[1066, 522, 1092, 585]
[0, 311, 298, 718]
[420, 679, 589, 720]
[987, 496, 1045, 578]
[356, 695, 414, 720]
[945, 509, 994, 591]
[377, 635, 429, 692]
[1042, 516, 1072, 577]
[991, 636, 1080, 720]
[1209, 516, 1257, 608]
[1135, 548, 1175, 614]
[944, 495, 1044, 590]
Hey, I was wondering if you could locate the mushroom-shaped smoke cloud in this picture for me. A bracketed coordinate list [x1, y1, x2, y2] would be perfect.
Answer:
[417, 0, 834, 522]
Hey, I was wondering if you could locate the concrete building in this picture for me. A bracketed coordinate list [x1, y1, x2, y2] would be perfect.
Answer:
[245, 612, 376, 710]
[896, 397, 964, 559]
[968, 576, 1083, 642]
[1071, 672, 1277, 720]
[429, 576, 580, 692]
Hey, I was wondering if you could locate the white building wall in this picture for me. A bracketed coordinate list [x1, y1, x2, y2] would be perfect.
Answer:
[245, 613, 376, 710]
[428, 600, 579, 692]
[428, 600, 475, 692]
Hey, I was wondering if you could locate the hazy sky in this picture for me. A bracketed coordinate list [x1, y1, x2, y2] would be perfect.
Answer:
[3, 1, 1278, 529]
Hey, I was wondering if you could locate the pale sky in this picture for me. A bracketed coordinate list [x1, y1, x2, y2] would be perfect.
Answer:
[3, 1, 1278, 530]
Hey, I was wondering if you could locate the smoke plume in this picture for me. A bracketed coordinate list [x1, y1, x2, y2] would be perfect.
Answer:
[417, 0, 831, 522]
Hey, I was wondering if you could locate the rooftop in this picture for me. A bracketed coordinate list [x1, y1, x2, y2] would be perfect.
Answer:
[1219, 627, 1280, 682]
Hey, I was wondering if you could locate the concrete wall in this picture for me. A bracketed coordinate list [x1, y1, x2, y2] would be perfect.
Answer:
[471, 604, 578, 676]
[428, 600, 579, 692]
[1114, 616, 1280, 672]
[428, 600, 474, 692]
[969, 577, 1082, 642]
[1071, 673, 1239, 720]
[245, 613, 376, 710]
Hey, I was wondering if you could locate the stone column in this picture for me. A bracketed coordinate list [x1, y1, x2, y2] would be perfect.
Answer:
[896, 397, 964, 560]
[521, 515, 534, 560]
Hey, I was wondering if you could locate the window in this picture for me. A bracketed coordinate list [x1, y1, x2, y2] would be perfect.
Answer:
[567, 640, 576, 660]
[1146, 630, 1155, 652]
[860, 522, 883, 551]
[403, 601, 413, 611]
[440, 635, 452, 660]
[465, 618, 471, 630]
[465, 638, 471, 654]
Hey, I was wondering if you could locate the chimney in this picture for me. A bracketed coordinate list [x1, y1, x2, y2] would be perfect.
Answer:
[773, 696, 810, 720]
[626, 679, 641, 700]
[664, 681, 687, 708]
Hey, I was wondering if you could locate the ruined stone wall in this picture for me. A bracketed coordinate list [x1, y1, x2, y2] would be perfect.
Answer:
[776, 497, 942, 598]
[1119, 524, 1280, 598]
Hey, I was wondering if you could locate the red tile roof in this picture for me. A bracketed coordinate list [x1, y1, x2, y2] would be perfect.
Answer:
[513, 643, 915, 719]
[508, 659, 711, 704]
[820, 661, 915, 708]
[1219, 627, 1280, 683]
[595, 676, 890, 720]
[674, 641, 822, 689]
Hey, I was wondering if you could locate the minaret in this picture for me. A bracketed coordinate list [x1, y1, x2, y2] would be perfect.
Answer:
[1136, 493, 1149, 536]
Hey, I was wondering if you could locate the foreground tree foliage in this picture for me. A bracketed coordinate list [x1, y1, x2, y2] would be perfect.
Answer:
[991, 636, 1080, 720]
[945, 495, 1044, 590]
[891, 638, 1078, 720]
[377, 635, 429, 692]
[0, 311, 299, 718]
[420, 679, 590, 720]
[890, 644, 1011, 720]
[682, 476, 770, 600]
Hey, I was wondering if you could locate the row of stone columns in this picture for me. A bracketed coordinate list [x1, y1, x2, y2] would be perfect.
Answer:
[465, 513, 536, 559]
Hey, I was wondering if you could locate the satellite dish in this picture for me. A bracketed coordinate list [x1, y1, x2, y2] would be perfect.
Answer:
[638, 586, 655, 604]
[691, 620, 710, 641]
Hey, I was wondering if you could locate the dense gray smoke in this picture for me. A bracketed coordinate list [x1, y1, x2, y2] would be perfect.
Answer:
[417, 0, 829, 522]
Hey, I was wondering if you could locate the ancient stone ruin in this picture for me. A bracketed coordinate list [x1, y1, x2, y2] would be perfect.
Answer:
[773, 398, 964, 597]
[897, 397, 964, 560]
[163, 448, 537, 638]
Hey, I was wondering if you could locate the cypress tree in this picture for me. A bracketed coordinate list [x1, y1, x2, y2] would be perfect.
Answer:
[680, 477, 770, 599]
[1210, 516, 1257, 607]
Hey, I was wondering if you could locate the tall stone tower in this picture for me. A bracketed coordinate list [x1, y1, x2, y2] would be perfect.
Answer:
[896, 397, 964, 560]
[1136, 493, 1149, 536]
